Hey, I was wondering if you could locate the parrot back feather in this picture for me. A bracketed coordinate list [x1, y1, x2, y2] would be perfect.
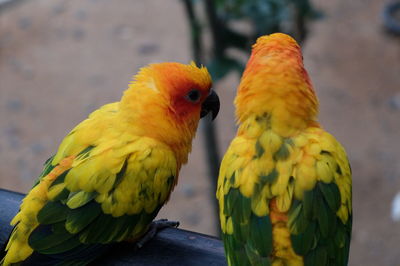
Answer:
[217, 33, 352, 266]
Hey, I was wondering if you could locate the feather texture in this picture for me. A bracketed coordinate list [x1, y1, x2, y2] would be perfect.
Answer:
[1, 62, 213, 265]
[217, 33, 352, 266]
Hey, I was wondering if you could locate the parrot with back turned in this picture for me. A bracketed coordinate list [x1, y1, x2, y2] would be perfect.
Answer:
[1, 62, 219, 265]
[217, 33, 352, 266]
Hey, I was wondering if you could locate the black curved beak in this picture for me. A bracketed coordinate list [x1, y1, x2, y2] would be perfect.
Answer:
[200, 90, 220, 120]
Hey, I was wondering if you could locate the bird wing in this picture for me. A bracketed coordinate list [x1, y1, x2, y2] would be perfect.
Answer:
[217, 127, 351, 266]
[3, 104, 177, 265]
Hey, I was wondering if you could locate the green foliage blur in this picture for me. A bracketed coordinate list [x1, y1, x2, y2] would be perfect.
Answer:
[183, 0, 320, 81]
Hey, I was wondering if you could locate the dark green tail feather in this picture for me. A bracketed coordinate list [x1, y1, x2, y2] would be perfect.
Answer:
[222, 188, 273, 266]
[289, 182, 351, 266]
[65, 202, 102, 234]
[37, 201, 69, 225]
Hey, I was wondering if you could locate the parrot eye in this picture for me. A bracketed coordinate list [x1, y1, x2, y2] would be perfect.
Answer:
[185, 89, 201, 103]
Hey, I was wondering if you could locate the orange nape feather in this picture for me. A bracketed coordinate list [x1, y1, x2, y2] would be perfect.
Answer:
[235, 33, 319, 137]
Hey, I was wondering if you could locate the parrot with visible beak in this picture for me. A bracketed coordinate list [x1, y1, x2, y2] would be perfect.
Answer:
[1, 62, 219, 266]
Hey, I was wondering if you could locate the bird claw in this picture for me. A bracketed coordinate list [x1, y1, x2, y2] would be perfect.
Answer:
[135, 219, 180, 249]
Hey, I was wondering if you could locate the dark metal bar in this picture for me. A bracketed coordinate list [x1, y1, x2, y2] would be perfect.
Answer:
[0, 189, 23, 245]
[0, 188, 226, 265]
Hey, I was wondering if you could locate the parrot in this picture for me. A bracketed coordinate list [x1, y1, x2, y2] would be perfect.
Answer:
[217, 33, 352, 266]
[0, 62, 219, 266]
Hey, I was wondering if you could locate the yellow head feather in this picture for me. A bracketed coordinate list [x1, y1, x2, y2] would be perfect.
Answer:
[120, 62, 212, 164]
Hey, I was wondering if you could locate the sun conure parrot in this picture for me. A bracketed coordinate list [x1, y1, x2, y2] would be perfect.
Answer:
[217, 33, 352, 266]
[0, 62, 219, 266]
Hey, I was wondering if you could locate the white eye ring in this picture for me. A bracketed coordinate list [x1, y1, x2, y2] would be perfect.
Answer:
[185, 89, 201, 103]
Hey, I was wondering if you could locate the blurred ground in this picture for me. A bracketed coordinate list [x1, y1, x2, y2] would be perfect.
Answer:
[0, 0, 399, 265]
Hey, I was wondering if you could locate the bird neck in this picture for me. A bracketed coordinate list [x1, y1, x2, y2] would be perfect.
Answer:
[235, 51, 319, 138]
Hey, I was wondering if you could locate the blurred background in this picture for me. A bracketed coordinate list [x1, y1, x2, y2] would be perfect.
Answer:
[1, 0, 400, 265]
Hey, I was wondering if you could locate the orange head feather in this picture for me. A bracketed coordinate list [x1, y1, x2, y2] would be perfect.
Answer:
[235, 33, 319, 137]
[120, 62, 216, 164]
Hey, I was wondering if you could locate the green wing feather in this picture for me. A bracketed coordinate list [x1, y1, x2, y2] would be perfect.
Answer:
[289, 147, 352, 266]
[2, 103, 179, 266]
[16, 138, 176, 265]
[218, 126, 352, 266]
[221, 189, 273, 266]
